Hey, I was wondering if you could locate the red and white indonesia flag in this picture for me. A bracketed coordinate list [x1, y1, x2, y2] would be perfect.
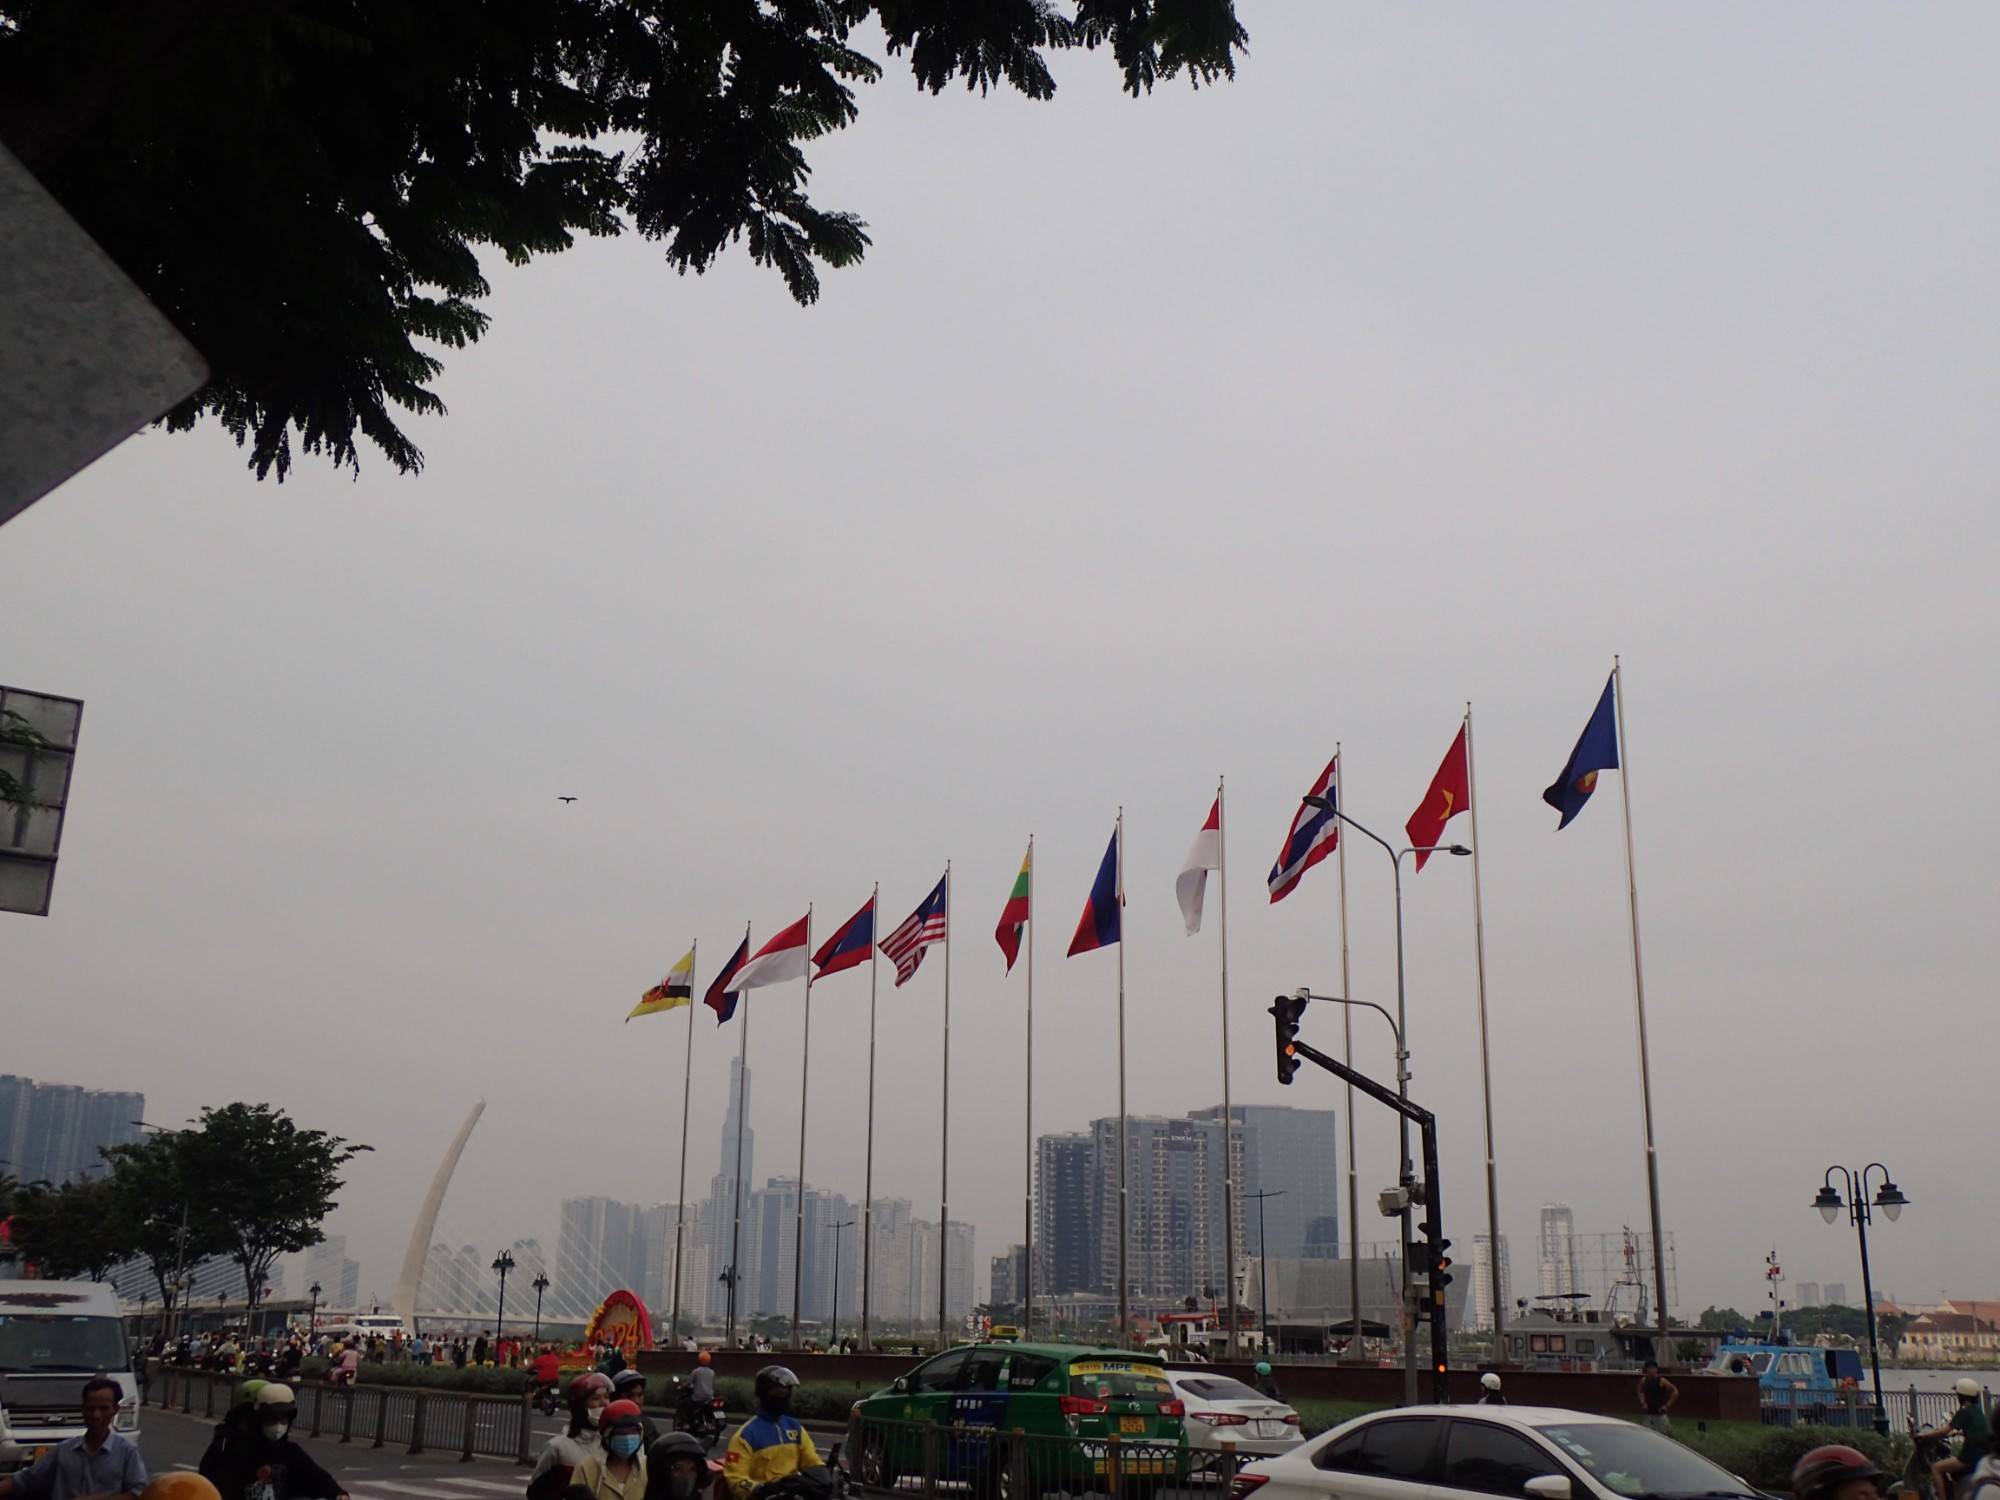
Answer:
[1176, 796, 1222, 936]
[730, 914, 811, 991]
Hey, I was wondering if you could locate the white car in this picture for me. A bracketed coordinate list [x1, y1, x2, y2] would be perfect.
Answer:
[1227, 1405, 1759, 1500]
[1166, 1371, 1304, 1469]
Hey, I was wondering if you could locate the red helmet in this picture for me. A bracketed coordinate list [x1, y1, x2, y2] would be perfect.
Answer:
[1791, 1446, 1883, 1500]
[567, 1371, 613, 1414]
[603, 1399, 644, 1432]
[697, 1351, 712, 1366]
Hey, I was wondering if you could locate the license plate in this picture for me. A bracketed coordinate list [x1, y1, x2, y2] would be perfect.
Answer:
[1256, 1421, 1287, 1438]
[1120, 1416, 1144, 1434]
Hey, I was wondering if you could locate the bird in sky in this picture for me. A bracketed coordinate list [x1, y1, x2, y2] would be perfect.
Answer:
[557, 796, 577, 803]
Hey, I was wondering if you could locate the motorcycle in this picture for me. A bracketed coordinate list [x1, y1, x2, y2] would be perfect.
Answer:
[1889, 1420, 1952, 1500]
[753, 1448, 846, 1500]
[529, 1378, 562, 1417]
[668, 1376, 728, 1447]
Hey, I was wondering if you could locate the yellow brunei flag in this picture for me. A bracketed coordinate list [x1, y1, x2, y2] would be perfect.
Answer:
[627, 948, 696, 1021]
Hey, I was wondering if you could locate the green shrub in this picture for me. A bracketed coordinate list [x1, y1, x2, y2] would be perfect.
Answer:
[1671, 1422, 1909, 1491]
[1290, 1399, 1388, 1438]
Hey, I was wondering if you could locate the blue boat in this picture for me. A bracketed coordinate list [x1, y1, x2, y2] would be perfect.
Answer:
[1706, 1335, 1879, 1427]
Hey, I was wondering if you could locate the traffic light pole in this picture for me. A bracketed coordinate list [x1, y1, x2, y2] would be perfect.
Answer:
[1280, 1019, 1451, 1405]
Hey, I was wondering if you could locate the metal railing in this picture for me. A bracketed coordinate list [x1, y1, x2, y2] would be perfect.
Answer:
[141, 1365, 535, 1465]
[1761, 1384, 1994, 1433]
[845, 1414, 1200, 1500]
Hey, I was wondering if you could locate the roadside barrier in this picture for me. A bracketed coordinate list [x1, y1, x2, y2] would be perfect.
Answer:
[142, 1364, 535, 1465]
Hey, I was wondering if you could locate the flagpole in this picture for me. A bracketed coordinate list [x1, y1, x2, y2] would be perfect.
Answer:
[727, 921, 751, 1347]
[1115, 807, 1129, 1348]
[669, 938, 697, 1348]
[938, 862, 953, 1351]
[1613, 657, 1671, 1354]
[1217, 778, 1239, 1362]
[1023, 836, 1036, 1342]
[1336, 747, 1360, 1357]
[1465, 707, 1504, 1350]
[861, 883, 879, 1352]
[792, 904, 813, 1350]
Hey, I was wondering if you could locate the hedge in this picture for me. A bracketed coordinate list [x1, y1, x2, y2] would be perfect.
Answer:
[1670, 1422, 1910, 1492]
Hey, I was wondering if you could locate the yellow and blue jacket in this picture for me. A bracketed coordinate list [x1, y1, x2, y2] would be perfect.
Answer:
[722, 1412, 821, 1500]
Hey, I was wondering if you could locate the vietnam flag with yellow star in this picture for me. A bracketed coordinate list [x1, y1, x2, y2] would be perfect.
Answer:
[1406, 724, 1471, 872]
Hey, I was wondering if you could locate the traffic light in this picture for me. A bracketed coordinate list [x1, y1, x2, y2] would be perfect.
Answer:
[1271, 994, 1308, 1084]
[1410, 1232, 1452, 1285]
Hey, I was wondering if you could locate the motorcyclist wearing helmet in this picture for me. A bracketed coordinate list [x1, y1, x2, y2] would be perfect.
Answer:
[530, 1373, 615, 1500]
[198, 1385, 350, 1500]
[611, 1371, 662, 1450]
[567, 1401, 649, 1500]
[722, 1368, 820, 1500]
[680, 1353, 717, 1433]
[647, 1434, 718, 1500]
[1792, 1445, 1885, 1500]
[1477, 1373, 1506, 1406]
[1253, 1362, 1282, 1402]
[1920, 1380, 1990, 1500]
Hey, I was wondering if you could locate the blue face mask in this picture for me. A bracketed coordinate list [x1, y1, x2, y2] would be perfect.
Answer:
[608, 1434, 643, 1458]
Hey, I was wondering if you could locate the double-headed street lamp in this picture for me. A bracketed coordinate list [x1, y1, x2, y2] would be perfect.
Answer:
[531, 1271, 550, 1344]
[1245, 1188, 1286, 1354]
[1813, 1164, 1908, 1433]
[491, 1250, 516, 1345]
[1301, 796, 1467, 1400]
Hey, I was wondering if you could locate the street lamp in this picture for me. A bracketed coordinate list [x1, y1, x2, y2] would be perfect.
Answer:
[1245, 1189, 1286, 1355]
[1814, 1164, 1907, 1432]
[308, 1282, 322, 1341]
[1301, 795, 1467, 1399]
[826, 1219, 855, 1349]
[491, 1250, 516, 1347]
[531, 1272, 550, 1344]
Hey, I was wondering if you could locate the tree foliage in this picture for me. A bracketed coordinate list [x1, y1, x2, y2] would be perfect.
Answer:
[0, 0, 1247, 481]
[10, 1174, 139, 1282]
[173, 1103, 369, 1314]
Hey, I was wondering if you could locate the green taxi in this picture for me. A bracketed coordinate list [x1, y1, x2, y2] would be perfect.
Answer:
[847, 1341, 1185, 1498]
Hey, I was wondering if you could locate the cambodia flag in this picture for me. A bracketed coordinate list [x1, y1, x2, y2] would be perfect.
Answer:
[1543, 673, 1619, 830]
[1407, 725, 1471, 872]
[813, 896, 875, 980]
[1068, 825, 1122, 957]
[703, 934, 749, 1024]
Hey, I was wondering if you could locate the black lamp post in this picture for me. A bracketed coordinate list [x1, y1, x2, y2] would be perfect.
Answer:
[531, 1271, 550, 1343]
[1813, 1164, 1908, 1434]
[308, 1281, 322, 1340]
[827, 1219, 855, 1349]
[491, 1250, 516, 1346]
[1246, 1188, 1286, 1354]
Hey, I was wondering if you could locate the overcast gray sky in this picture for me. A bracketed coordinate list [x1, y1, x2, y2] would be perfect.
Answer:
[7, 3, 1997, 1319]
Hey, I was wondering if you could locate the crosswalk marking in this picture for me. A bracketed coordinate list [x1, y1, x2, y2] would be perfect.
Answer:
[438, 1482, 531, 1493]
[354, 1483, 484, 1498]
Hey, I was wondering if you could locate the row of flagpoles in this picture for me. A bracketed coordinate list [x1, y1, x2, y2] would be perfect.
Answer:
[627, 662, 1668, 1357]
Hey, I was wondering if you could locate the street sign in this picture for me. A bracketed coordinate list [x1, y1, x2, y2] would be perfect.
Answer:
[0, 685, 83, 916]
[0, 144, 208, 527]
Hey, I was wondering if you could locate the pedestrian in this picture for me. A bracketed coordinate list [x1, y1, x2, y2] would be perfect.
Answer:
[0, 1378, 147, 1500]
[1477, 1373, 1506, 1406]
[1919, 1379, 1991, 1500]
[1636, 1361, 1678, 1430]
[337, 1342, 361, 1388]
[528, 1374, 611, 1500]
[473, 1334, 489, 1367]
[199, 1384, 350, 1500]
[451, 1338, 467, 1370]
[567, 1401, 648, 1500]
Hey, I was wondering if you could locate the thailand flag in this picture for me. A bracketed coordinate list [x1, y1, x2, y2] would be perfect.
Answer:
[731, 914, 812, 991]
[1269, 756, 1338, 903]
[813, 895, 875, 980]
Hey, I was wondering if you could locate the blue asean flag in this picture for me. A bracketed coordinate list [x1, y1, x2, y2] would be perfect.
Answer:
[813, 895, 875, 979]
[1543, 673, 1619, 830]
[1067, 825, 1122, 956]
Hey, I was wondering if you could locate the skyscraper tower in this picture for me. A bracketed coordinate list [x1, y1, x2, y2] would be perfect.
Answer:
[1538, 1203, 1578, 1298]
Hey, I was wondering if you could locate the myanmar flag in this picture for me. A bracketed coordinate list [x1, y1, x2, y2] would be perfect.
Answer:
[995, 842, 1031, 973]
[628, 948, 695, 1021]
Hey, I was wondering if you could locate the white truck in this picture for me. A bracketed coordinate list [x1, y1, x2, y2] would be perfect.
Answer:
[0, 1282, 139, 1468]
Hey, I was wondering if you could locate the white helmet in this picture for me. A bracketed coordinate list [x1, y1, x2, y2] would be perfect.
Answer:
[1956, 1378, 1981, 1399]
[1481, 1373, 1502, 1391]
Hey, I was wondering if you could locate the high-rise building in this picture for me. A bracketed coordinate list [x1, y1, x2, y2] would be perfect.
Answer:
[1470, 1234, 1512, 1331]
[990, 1246, 1027, 1308]
[1091, 1115, 1245, 1299]
[556, 1196, 677, 1318]
[1794, 1280, 1821, 1309]
[0, 1075, 144, 1184]
[1538, 1204, 1578, 1298]
[1826, 1282, 1848, 1307]
[1036, 1134, 1096, 1296]
[305, 1235, 362, 1310]
[1193, 1104, 1338, 1262]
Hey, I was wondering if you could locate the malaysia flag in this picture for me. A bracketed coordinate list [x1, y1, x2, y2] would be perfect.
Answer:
[1269, 756, 1338, 903]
